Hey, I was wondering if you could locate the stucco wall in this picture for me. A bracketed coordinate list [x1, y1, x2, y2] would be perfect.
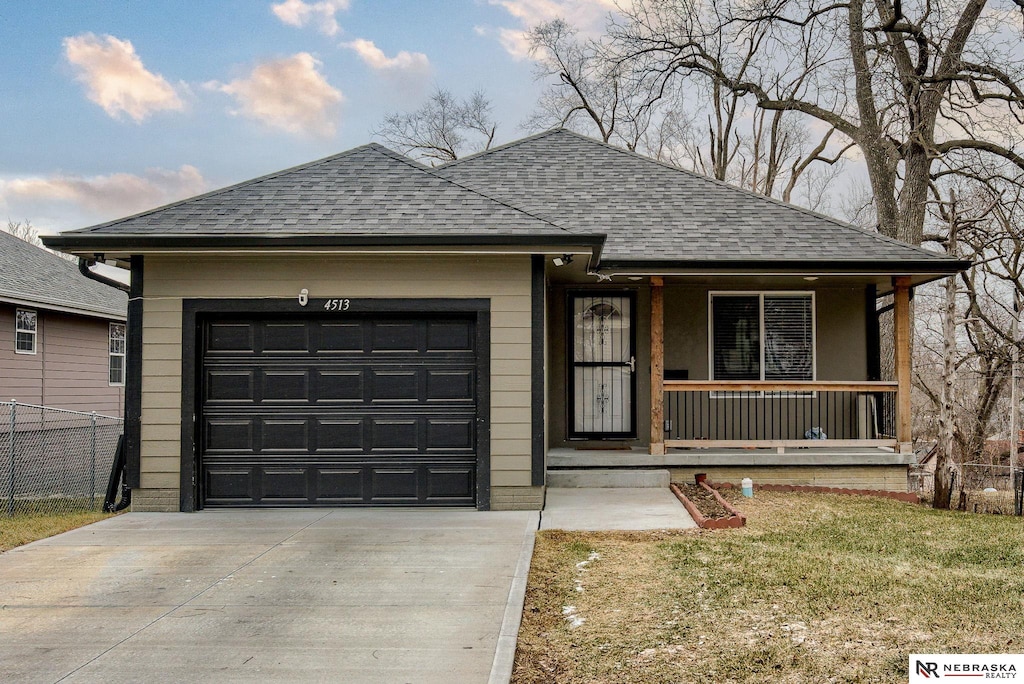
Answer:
[136, 254, 534, 510]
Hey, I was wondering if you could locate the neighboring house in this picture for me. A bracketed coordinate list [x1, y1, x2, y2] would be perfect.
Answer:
[1, 230, 128, 416]
[45, 129, 970, 512]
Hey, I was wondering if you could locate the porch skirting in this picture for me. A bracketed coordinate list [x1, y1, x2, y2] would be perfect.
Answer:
[548, 447, 916, 492]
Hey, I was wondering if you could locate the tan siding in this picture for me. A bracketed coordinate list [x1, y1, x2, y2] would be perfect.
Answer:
[138, 254, 534, 502]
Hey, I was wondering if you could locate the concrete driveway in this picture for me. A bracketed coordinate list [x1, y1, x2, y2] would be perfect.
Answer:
[0, 509, 537, 684]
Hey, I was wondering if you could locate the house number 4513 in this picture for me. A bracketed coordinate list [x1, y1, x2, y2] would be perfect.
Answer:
[324, 298, 351, 311]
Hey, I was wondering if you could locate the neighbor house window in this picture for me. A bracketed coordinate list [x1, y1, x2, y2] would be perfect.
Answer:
[109, 322, 126, 385]
[710, 293, 814, 382]
[15, 309, 37, 354]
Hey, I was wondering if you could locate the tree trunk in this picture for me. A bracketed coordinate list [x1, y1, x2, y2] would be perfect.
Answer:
[933, 227, 958, 510]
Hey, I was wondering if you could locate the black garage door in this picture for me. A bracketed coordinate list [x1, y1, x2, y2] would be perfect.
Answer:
[199, 313, 479, 506]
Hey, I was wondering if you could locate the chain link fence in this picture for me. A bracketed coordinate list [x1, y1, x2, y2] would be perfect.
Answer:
[908, 462, 1024, 515]
[2, 400, 123, 517]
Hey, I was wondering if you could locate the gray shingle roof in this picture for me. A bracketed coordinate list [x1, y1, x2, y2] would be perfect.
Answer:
[66, 144, 569, 238]
[0, 230, 127, 319]
[435, 129, 954, 266]
[52, 129, 960, 271]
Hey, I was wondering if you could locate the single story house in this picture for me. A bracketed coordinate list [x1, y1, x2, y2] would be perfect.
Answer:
[44, 129, 969, 512]
[1, 229, 128, 416]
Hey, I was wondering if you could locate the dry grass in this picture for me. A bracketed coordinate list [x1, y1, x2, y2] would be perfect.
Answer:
[513, 493, 1024, 683]
[0, 510, 113, 553]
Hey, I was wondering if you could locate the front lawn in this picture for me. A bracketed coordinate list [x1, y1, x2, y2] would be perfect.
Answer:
[514, 493, 1024, 683]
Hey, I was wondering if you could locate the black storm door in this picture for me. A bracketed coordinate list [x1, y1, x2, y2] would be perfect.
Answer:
[568, 292, 637, 438]
[198, 313, 478, 507]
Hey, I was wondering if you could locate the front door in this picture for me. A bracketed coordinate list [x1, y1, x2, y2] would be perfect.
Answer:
[569, 292, 636, 438]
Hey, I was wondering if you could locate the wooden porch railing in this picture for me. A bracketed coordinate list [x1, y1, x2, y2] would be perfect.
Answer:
[660, 380, 899, 449]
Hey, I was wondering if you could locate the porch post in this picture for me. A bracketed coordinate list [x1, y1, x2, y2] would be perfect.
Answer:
[650, 277, 665, 456]
[894, 276, 913, 452]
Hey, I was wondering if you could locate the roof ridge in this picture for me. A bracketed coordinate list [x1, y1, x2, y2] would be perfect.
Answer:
[367, 145, 576, 234]
[434, 127, 565, 169]
[67, 145, 386, 235]
[463, 128, 950, 261]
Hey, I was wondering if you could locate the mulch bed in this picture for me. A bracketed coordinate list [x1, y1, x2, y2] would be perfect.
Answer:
[670, 481, 747, 529]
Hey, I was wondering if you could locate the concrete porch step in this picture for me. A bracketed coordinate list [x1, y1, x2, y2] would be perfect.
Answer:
[546, 469, 671, 488]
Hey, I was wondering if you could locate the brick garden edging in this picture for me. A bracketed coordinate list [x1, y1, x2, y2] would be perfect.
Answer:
[670, 482, 747, 529]
[714, 482, 921, 503]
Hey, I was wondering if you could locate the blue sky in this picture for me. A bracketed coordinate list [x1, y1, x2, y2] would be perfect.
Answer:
[0, 1, 616, 235]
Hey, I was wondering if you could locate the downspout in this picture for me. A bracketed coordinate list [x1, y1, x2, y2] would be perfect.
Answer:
[79, 257, 133, 510]
[79, 258, 131, 293]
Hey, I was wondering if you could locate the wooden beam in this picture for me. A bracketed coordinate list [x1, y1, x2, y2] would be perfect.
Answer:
[662, 380, 898, 393]
[650, 276, 665, 456]
[894, 276, 913, 450]
[665, 439, 899, 449]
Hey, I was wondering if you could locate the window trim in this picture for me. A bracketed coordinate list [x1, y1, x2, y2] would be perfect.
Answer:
[109, 321, 126, 386]
[15, 308, 37, 355]
[707, 291, 816, 395]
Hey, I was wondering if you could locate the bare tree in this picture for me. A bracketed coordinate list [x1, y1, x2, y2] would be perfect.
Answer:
[525, 18, 851, 202]
[4, 219, 42, 246]
[609, 0, 1024, 245]
[374, 89, 497, 165]
[4, 219, 77, 261]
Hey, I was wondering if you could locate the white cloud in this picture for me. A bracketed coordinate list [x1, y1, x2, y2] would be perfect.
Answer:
[0, 166, 209, 232]
[63, 33, 184, 122]
[481, 0, 619, 59]
[272, 0, 350, 36]
[208, 53, 343, 138]
[342, 38, 430, 74]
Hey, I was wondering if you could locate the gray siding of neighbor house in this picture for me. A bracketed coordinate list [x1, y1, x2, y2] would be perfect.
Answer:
[0, 303, 124, 416]
[546, 285, 868, 448]
[134, 254, 538, 512]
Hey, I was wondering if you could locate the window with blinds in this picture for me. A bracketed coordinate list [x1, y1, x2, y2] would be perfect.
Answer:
[711, 293, 814, 382]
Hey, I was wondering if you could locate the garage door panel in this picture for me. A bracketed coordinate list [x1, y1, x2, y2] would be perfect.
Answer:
[200, 313, 479, 507]
[371, 322, 421, 351]
[261, 370, 309, 401]
[370, 370, 419, 401]
[426, 419, 475, 451]
[320, 322, 364, 352]
[204, 468, 255, 503]
[427, 320, 473, 351]
[206, 370, 254, 402]
[427, 370, 474, 401]
[263, 322, 309, 352]
[205, 419, 254, 453]
[317, 370, 363, 401]
[316, 468, 365, 502]
[427, 467, 475, 500]
[370, 419, 419, 451]
[261, 419, 309, 451]
[316, 419, 364, 452]
[259, 468, 308, 501]
[207, 323, 255, 352]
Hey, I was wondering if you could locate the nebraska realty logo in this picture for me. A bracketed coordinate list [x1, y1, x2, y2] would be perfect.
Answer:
[910, 654, 1023, 681]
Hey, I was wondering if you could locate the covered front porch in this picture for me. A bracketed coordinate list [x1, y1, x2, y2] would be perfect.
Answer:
[545, 271, 917, 489]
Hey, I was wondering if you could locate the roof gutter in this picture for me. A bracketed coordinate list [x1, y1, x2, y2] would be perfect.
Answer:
[79, 257, 130, 294]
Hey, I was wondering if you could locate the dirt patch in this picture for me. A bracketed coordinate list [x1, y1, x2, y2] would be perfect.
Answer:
[673, 483, 732, 519]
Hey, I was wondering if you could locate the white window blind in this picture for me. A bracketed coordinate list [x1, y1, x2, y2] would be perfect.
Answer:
[764, 296, 813, 381]
[711, 293, 814, 382]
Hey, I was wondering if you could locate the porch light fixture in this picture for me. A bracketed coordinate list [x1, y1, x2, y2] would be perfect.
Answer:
[552, 254, 574, 267]
[803, 276, 819, 281]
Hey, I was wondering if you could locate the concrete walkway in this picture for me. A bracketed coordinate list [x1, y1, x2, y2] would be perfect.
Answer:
[0, 509, 537, 684]
[541, 487, 698, 531]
